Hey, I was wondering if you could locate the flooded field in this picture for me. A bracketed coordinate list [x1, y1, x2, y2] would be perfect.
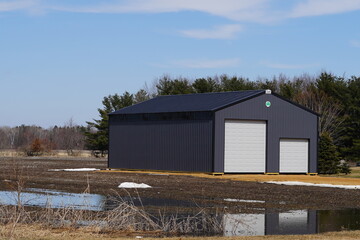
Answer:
[1, 187, 360, 237]
[1, 157, 360, 237]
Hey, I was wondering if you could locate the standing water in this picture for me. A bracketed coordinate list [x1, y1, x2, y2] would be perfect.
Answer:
[0, 188, 359, 236]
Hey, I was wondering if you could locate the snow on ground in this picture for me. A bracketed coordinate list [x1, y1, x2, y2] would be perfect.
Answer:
[224, 198, 265, 203]
[118, 182, 152, 188]
[264, 181, 360, 190]
[49, 168, 99, 172]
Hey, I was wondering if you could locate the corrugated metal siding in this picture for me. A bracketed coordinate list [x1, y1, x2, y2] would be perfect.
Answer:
[214, 94, 318, 173]
[109, 118, 213, 172]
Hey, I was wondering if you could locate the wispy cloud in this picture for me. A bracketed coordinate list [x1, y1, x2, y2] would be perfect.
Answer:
[0, 0, 38, 12]
[4, 1, 360, 23]
[289, 0, 360, 18]
[261, 61, 318, 70]
[172, 58, 240, 69]
[180, 24, 243, 39]
[48, 0, 272, 23]
[350, 40, 360, 48]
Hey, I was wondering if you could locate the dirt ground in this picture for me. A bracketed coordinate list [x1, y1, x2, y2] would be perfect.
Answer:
[1, 157, 360, 213]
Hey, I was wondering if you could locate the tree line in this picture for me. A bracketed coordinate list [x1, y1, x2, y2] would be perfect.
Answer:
[1, 72, 358, 173]
[0, 119, 85, 156]
[86, 72, 359, 173]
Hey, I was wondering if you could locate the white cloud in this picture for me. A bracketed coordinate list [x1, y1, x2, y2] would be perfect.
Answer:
[350, 40, 360, 48]
[289, 0, 360, 18]
[261, 61, 318, 69]
[50, 0, 271, 23]
[180, 24, 243, 39]
[4, 1, 360, 23]
[173, 58, 240, 69]
[0, 0, 38, 12]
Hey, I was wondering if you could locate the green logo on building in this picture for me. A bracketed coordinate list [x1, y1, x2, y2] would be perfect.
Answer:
[265, 101, 271, 107]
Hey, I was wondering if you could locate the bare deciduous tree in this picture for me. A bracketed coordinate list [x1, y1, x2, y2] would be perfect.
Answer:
[293, 87, 344, 138]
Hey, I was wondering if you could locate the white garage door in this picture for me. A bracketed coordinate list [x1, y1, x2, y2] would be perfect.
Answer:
[280, 139, 308, 173]
[224, 120, 266, 173]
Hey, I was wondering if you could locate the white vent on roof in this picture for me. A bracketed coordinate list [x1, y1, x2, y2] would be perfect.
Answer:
[265, 89, 272, 94]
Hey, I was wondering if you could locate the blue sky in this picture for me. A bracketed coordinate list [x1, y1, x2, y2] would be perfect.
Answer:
[1, 0, 360, 127]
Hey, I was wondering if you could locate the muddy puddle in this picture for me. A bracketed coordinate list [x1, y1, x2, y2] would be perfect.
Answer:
[0, 188, 359, 236]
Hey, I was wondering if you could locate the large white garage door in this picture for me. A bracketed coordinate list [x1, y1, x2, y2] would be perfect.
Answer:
[280, 139, 308, 173]
[224, 120, 266, 173]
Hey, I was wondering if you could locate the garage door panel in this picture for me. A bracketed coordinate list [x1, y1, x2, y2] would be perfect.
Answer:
[280, 139, 308, 173]
[224, 120, 266, 173]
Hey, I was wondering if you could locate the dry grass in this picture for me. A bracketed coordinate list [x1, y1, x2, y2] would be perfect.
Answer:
[101, 169, 360, 185]
[0, 197, 223, 238]
[0, 163, 223, 238]
[331, 167, 360, 178]
[1, 224, 360, 240]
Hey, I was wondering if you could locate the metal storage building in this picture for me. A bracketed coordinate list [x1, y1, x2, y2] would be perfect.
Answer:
[109, 90, 318, 174]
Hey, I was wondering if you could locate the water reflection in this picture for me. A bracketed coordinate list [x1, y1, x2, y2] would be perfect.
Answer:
[0, 188, 105, 211]
[0, 188, 359, 236]
[318, 208, 360, 232]
[224, 213, 265, 236]
[224, 210, 317, 236]
[224, 209, 360, 236]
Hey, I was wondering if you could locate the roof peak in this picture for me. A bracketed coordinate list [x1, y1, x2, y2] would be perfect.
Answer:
[110, 90, 265, 115]
[156, 90, 264, 98]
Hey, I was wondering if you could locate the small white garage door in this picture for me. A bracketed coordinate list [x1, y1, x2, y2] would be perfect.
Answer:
[280, 139, 308, 173]
[224, 120, 266, 173]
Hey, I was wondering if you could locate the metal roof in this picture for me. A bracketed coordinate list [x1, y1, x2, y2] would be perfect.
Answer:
[110, 90, 265, 114]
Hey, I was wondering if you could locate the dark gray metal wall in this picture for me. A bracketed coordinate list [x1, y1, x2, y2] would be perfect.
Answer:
[214, 94, 318, 173]
[109, 119, 213, 172]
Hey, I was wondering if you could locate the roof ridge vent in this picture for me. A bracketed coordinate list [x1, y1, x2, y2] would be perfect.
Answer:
[265, 89, 272, 94]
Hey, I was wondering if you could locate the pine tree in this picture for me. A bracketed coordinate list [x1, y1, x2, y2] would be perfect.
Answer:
[192, 77, 220, 93]
[318, 132, 340, 174]
[84, 92, 134, 155]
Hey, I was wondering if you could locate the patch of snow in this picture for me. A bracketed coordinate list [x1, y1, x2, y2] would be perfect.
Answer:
[49, 168, 99, 172]
[264, 181, 360, 190]
[224, 198, 265, 203]
[118, 182, 152, 189]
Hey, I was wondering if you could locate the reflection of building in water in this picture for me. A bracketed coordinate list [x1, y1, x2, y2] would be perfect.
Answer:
[223, 210, 317, 236]
[223, 213, 265, 236]
[266, 210, 317, 235]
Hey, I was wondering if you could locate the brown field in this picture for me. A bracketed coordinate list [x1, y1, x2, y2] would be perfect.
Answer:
[1, 157, 360, 212]
[1, 157, 360, 239]
[106, 167, 360, 185]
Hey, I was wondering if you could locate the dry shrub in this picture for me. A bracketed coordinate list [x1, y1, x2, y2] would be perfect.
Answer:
[0, 197, 223, 237]
[0, 166, 222, 237]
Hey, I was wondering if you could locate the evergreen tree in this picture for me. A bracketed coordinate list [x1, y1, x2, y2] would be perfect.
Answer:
[134, 89, 150, 104]
[318, 132, 341, 174]
[192, 77, 220, 93]
[279, 79, 304, 100]
[84, 92, 134, 155]
[156, 76, 194, 95]
[220, 75, 254, 91]
[338, 76, 360, 162]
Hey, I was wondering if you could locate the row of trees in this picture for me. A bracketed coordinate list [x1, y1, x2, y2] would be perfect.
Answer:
[0, 119, 85, 155]
[85, 72, 359, 173]
[1, 72, 358, 173]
